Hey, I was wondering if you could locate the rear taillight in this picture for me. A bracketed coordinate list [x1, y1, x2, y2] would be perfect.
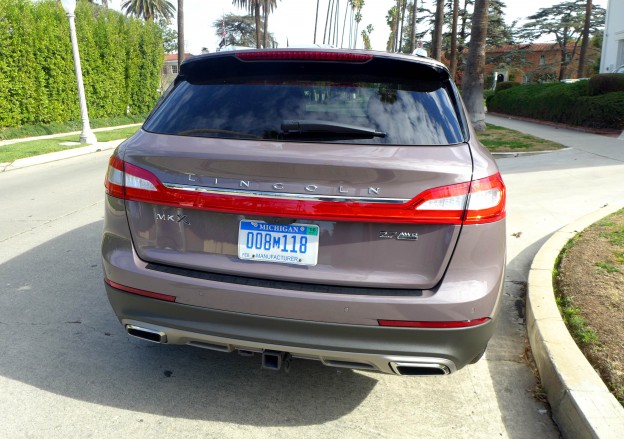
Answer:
[415, 173, 506, 225]
[105, 156, 505, 225]
[105, 155, 158, 199]
[235, 51, 373, 63]
[378, 317, 490, 328]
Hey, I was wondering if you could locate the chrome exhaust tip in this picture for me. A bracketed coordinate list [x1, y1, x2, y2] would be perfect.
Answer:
[390, 362, 450, 376]
[126, 325, 167, 343]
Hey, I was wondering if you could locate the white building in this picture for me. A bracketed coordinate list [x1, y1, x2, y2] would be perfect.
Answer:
[600, 0, 624, 72]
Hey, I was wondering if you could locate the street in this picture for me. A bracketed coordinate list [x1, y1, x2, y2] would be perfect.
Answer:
[1, 126, 624, 437]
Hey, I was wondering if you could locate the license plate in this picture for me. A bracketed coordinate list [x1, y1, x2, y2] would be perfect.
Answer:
[237, 220, 319, 266]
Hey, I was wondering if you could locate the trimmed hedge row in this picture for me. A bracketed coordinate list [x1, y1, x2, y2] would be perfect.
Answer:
[0, 0, 163, 129]
[588, 74, 624, 96]
[487, 81, 624, 130]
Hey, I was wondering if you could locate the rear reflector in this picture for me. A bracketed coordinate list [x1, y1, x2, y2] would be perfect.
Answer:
[104, 278, 176, 302]
[378, 317, 490, 328]
[104, 155, 505, 225]
[235, 51, 373, 63]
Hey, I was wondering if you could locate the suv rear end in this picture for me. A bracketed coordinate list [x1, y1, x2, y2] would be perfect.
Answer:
[102, 49, 506, 376]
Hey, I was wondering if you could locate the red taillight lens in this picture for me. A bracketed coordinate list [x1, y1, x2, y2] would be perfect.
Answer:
[235, 51, 373, 63]
[105, 154, 159, 199]
[378, 317, 490, 328]
[414, 172, 506, 225]
[104, 278, 177, 302]
[105, 157, 505, 225]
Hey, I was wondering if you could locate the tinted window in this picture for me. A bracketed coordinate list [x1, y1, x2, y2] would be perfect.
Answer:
[144, 62, 465, 145]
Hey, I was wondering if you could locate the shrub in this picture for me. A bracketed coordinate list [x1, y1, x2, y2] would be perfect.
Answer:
[0, 0, 163, 129]
[588, 74, 624, 96]
[495, 81, 520, 93]
[487, 81, 623, 130]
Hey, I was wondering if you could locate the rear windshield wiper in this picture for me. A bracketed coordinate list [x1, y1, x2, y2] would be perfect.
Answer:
[281, 120, 386, 138]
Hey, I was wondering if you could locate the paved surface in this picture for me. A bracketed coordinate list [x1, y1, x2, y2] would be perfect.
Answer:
[0, 118, 622, 437]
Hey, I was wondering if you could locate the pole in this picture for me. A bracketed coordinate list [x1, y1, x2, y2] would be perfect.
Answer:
[66, 10, 96, 144]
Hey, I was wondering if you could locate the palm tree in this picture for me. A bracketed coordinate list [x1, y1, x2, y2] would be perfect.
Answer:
[461, 0, 489, 131]
[233, 0, 261, 48]
[177, 0, 184, 69]
[121, 0, 175, 22]
[314, 0, 320, 43]
[262, 0, 278, 48]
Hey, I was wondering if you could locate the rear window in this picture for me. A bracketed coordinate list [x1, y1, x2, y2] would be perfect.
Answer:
[144, 56, 465, 146]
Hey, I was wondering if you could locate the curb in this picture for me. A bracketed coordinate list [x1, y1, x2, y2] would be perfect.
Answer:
[492, 148, 570, 159]
[527, 204, 624, 439]
[0, 139, 123, 173]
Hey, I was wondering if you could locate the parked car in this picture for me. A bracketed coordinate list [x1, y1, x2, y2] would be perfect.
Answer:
[102, 48, 506, 376]
[614, 65, 624, 74]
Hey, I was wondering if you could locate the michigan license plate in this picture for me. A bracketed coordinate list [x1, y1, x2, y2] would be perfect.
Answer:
[237, 220, 319, 266]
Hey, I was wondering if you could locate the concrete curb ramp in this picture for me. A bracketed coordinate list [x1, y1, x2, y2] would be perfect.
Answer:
[0, 139, 122, 172]
[528, 204, 624, 439]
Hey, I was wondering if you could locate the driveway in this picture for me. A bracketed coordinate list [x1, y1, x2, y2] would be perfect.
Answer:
[1, 118, 622, 437]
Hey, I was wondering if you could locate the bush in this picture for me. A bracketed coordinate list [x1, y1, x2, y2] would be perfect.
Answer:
[487, 80, 623, 130]
[495, 81, 520, 93]
[588, 74, 624, 96]
[0, 0, 163, 129]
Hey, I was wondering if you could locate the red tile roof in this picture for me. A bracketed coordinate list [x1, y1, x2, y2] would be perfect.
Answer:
[164, 53, 194, 61]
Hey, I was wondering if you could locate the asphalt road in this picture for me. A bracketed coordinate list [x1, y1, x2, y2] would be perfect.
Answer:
[1, 139, 623, 438]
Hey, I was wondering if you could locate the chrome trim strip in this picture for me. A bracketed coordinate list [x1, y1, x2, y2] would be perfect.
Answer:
[162, 183, 410, 204]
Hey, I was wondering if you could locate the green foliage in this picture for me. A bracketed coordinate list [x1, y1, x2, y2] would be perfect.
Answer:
[588, 74, 624, 96]
[0, 0, 163, 129]
[487, 81, 624, 129]
[494, 81, 520, 93]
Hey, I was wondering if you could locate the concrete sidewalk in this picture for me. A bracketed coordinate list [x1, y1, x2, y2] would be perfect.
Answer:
[487, 114, 624, 163]
[488, 115, 624, 438]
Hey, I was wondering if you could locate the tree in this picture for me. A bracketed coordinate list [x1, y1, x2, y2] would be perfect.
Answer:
[577, 0, 592, 77]
[461, 0, 488, 131]
[449, 0, 459, 82]
[519, 1, 605, 80]
[408, 0, 417, 52]
[213, 13, 275, 48]
[361, 24, 373, 49]
[156, 18, 178, 53]
[121, 0, 175, 22]
[262, 0, 278, 48]
[177, 0, 184, 68]
[233, 0, 262, 48]
[486, 0, 514, 47]
[431, 0, 444, 60]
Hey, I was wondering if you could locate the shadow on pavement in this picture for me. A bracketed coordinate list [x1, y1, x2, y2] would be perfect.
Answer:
[0, 221, 376, 426]
[485, 235, 560, 438]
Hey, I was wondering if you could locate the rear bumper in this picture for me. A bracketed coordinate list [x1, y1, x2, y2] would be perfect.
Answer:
[106, 283, 496, 374]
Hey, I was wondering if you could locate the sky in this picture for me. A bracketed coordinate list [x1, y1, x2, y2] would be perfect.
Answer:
[105, 0, 609, 54]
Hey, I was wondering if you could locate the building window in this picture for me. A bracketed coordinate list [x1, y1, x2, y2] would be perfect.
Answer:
[522, 75, 529, 84]
[171, 64, 178, 74]
[566, 53, 573, 62]
[539, 55, 545, 65]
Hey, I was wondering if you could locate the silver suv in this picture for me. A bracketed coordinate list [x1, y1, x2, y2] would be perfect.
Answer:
[102, 49, 506, 376]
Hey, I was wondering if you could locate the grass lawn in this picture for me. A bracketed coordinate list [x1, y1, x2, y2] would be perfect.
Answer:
[1, 123, 563, 163]
[0, 126, 139, 163]
[478, 123, 564, 152]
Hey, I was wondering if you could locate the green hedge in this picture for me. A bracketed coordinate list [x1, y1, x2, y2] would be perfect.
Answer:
[0, 0, 163, 129]
[487, 81, 624, 130]
[495, 81, 520, 93]
[588, 74, 624, 96]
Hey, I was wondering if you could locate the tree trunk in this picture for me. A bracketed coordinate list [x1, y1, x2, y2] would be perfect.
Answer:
[450, 0, 459, 82]
[325, 0, 334, 45]
[398, 0, 407, 52]
[177, 0, 184, 69]
[314, 0, 320, 43]
[409, 0, 417, 53]
[254, 1, 261, 48]
[577, 0, 592, 78]
[431, 0, 444, 60]
[461, 0, 489, 132]
[263, 0, 269, 48]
